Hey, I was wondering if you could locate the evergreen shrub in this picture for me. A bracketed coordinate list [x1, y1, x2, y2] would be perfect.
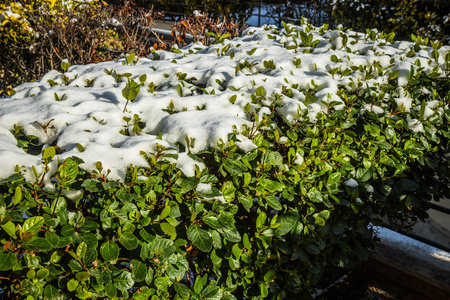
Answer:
[0, 20, 450, 299]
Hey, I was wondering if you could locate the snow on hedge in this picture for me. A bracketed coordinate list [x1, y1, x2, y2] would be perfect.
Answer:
[0, 22, 449, 182]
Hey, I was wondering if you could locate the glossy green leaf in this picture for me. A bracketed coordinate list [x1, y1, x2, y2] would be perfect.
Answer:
[154, 276, 170, 292]
[187, 224, 213, 252]
[100, 240, 119, 262]
[201, 285, 221, 299]
[260, 283, 268, 298]
[120, 232, 139, 250]
[218, 211, 235, 229]
[113, 271, 135, 291]
[43, 285, 59, 300]
[266, 195, 282, 210]
[77, 242, 87, 259]
[174, 282, 190, 300]
[0, 252, 18, 271]
[26, 237, 53, 251]
[23, 216, 44, 234]
[76, 271, 90, 281]
[67, 279, 79, 292]
[133, 286, 152, 300]
[1, 221, 17, 239]
[256, 212, 267, 229]
[37, 268, 49, 279]
[130, 259, 147, 282]
[105, 282, 117, 298]
[14, 186, 22, 204]
[160, 222, 176, 238]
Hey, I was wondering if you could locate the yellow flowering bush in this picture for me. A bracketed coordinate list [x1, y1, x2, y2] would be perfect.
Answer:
[0, 1, 103, 41]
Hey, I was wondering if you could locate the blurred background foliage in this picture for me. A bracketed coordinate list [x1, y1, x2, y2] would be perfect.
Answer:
[330, 0, 450, 42]
[121, 0, 450, 42]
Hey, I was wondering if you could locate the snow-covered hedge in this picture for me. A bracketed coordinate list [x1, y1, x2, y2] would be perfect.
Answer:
[0, 20, 449, 299]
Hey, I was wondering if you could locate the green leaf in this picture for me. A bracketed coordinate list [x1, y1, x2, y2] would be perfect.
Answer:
[300, 31, 309, 45]
[43, 146, 56, 161]
[50, 251, 62, 264]
[0, 252, 18, 271]
[76, 271, 90, 281]
[23, 216, 45, 234]
[201, 285, 221, 299]
[160, 222, 176, 238]
[187, 224, 213, 252]
[59, 157, 78, 183]
[2, 221, 17, 239]
[203, 216, 223, 230]
[327, 172, 341, 185]
[126, 53, 136, 65]
[232, 244, 242, 259]
[256, 212, 267, 229]
[105, 282, 117, 298]
[58, 236, 72, 248]
[266, 195, 282, 210]
[154, 276, 171, 292]
[44, 284, 59, 300]
[218, 211, 235, 229]
[419, 99, 426, 121]
[50, 197, 67, 215]
[248, 48, 257, 55]
[133, 286, 152, 300]
[211, 230, 222, 249]
[211, 249, 222, 265]
[82, 178, 99, 192]
[402, 179, 420, 192]
[26, 237, 53, 251]
[67, 279, 79, 292]
[264, 269, 275, 282]
[389, 70, 399, 80]
[260, 283, 269, 297]
[304, 243, 320, 254]
[219, 227, 241, 243]
[61, 60, 71, 71]
[243, 233, 251, 250]
[174, 282, 190, 300]
[130, 259, 147, 282]
[160, 206, 171, 220]
[356, 166, 373, 182]
[37, 268, 49, 279]
[275, 212, 298, 236]
[113, 271, 135, 291]
[255, 86, 265, 98]
[77, 242, 87, 259]
[14, 186, 22, 204]
[100, 240, 119, 262]
[79, 221, 100, 232]
[122, 80, 141, 101]
[45, 232, 59, 248]
[194, 274, 207, 294]
[120, 232, 138, 250]
[269, 151, 283, 165]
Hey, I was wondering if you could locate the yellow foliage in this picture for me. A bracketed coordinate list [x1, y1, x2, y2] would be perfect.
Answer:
[0, 0, 105, 41]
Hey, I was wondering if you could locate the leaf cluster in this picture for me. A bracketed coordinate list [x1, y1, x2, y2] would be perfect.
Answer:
[2, 62, 450, 299]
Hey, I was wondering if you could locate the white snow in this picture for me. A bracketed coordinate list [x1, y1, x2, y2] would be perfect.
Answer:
[407, 119, 424, 133]
[1, 22, 449, 182]
[344, 178, 358, 188]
